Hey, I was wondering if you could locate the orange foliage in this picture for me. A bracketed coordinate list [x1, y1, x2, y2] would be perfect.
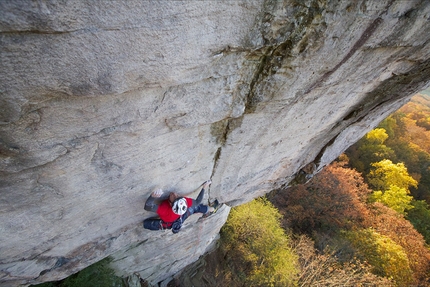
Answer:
[271, 162, 430, 285]
[401, 117, 430, 154]
[399, 95, 430, 131]
[366, 203, 430, 285]
[271, 162, 371, 235]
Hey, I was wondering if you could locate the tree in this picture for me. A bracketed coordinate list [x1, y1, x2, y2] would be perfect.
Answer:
[31, 258, 123, 287]
[344, 228, 413, 286]
[293, 235, 393, 287]
[407, 200, 430, 245]
[221, 198, 299, 287]
[370, 185, 414, 215]
[367, 159, 417, 191]
[378, 116, 397, 138]
[347, 128, 396, 174]
[271, 161, 430, 286]
[366, 128, 389, 145]
[377, 103, 430, 203]
[270, 162, 371, 235]
[365, 203, 430, 285]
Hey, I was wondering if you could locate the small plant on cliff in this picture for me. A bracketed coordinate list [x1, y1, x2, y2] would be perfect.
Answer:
[221, 197, 299, 287]
[31, 258, 123, 287]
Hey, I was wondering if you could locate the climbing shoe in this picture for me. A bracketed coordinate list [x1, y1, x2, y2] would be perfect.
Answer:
[211, 199, 220, 212]
[202, 199, 222, 218]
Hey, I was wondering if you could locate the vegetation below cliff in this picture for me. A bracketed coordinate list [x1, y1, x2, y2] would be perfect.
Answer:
[346, 92, 430, 244]
[347, 93, 430, 205]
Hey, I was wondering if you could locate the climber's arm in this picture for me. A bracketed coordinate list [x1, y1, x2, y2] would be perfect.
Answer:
[190, 180, 211, 207]
[144, 189, 163, 212]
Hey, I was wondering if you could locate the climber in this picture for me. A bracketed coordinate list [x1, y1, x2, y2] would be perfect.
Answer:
[143, 180, 220, 233]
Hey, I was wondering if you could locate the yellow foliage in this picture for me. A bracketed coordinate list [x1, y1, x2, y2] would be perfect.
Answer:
[366, 128, 389, 145]
[345, 228, 413, 286]
[222, 198, 299, 287]
[371, 185, 414, 215]
[368, 159, 417, 191]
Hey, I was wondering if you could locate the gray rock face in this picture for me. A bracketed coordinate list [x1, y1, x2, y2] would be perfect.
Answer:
[1, 0, 429, 286]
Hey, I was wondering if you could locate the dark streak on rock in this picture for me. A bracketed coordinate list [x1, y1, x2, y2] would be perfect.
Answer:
[304, 0, 397, 95]
[313, 132, 341, 168]
[304, 17, 384, 94]
[245, 0, 326, 113]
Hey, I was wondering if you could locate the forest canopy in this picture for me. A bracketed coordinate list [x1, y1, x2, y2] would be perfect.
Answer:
[347, 92, 430, 204]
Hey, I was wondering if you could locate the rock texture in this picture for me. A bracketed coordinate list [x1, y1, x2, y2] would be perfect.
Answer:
[1, 0, 429, 286]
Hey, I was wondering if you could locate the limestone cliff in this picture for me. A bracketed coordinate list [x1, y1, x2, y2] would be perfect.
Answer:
[0, 1, 429, 286]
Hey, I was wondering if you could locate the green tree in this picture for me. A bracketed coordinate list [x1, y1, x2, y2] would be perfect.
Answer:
[406, 200, 430, 244]
[378, 106, 430, 203]
[378, 116, 397, 138]
[368, 159, 417, 215]
[31, 258, 123, 287]
[348, 128, 396, 175]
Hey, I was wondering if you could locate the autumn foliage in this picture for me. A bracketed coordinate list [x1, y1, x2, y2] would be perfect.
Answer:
[271, 163, 371, 235]
[366, 203, 430, 284]
[220, 198, 299, 287]
[348, 94, 430, 203]
[344, 228, 413, 285]
[270, 161, 430, 286]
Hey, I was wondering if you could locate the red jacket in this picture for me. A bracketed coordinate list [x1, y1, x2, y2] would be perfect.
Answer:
[157, 197, 193, 223]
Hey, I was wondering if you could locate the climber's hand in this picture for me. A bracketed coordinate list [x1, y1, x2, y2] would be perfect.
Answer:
[151, 189, 163, 198]
[202, 180, 212, 189]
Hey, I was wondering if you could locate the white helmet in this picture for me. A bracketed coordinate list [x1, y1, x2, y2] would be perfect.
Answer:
[172, 197, 188, 215]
